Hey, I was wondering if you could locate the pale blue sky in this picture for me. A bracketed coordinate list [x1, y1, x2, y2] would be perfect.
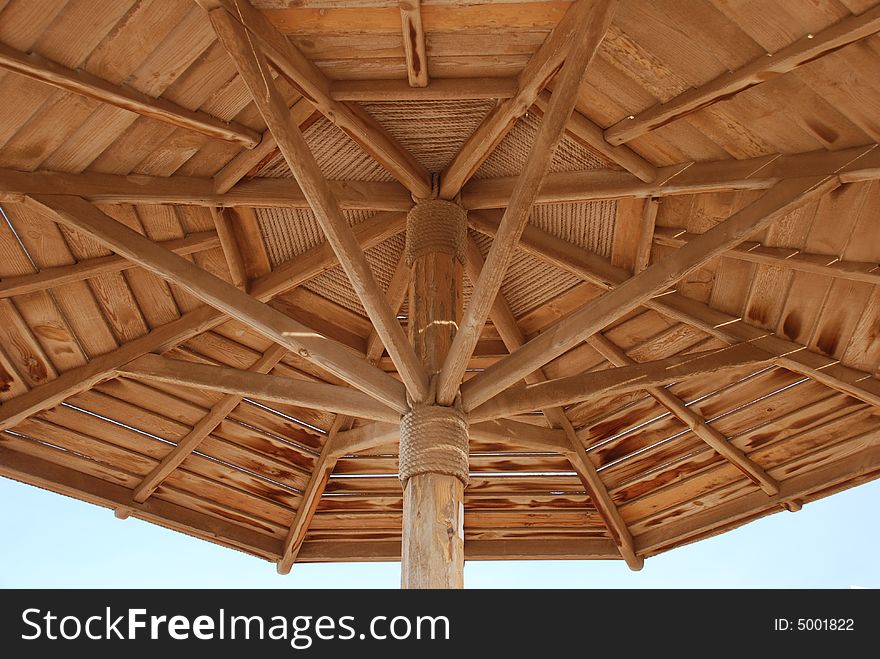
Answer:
[1, 476, 877, 588]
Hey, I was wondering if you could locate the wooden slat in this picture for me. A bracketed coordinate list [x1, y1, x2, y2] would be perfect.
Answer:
[210, 9, 429, 404]
[438, 0, 608, 198]
[0, 167, 413, 210]
[399, 1, 428, 87]
[130, 344, 289, 502]
[329, 77, 518, 101]
[604, 5, 880, 145]
[436, 0, 616, 405]
[0, 231, 218, 299]
[0, 41, 262, 148]
[461, 175, 840, 410]
[197, 0, 432, 197]
[587, 333, 780, 496]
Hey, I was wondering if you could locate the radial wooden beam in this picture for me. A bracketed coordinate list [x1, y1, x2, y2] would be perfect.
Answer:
[438, 0, 615, 199]
[211, 9, 429, 403]
[214, 97, 318, 195]
[469, 210, 880, 411]
[587, 333, 780, 496]
[604, 5, 880, 145]
[461, 144, 879, 209]
[0, 231, 218, 299]
[461, 175, 840, 410]
[329, 77, 518, 101]
[400, 1, 428, 87]
[0, 211, 405, 433]
[469, 343, 773, 422]
[197, 0, 432, 197]
[632, 198, 659, 274]
[463, 235, 642, 569]
[131, 345, 288, 503]
[277, 256, 409, 575]
[533, 91, 656, 182]
[0, 42, 261, 149]
[210, 208, 248, 289]
[436, 0, 616, 405]
[25, 194, 407, 412]
[0, 167, 413, 211]
[655, 226, 880, 287]
[119, 354, 401, 422]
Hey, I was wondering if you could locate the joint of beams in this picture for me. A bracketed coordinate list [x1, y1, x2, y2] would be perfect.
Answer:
[399, 404, 470, 488]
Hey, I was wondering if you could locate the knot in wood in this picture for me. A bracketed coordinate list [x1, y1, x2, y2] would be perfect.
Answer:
[405, 199, 467, 265]
[399, 404, 469, 487]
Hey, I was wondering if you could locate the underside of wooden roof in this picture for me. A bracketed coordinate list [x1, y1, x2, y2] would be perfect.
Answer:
[1, 0, 879, 570]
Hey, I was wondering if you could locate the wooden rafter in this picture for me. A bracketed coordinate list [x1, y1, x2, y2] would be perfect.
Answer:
[399, 1, 428, 87]
[436, 0, 616, 405]
[0, 231, 218, 299]
[0, 167, 413, 211]
[0, 42, 261, 149]
[210, 8, 429, 403]
[468, 343, 774, 422]
[461, 144, 880, 209]
[29, 194, 407, 411]
[210, 208, 249, 290]
[119, 354, 400, 422]
[533, 91, 656, 182]
[604, 5, 880, 145]
[463, 235, 643, 570]
[0, 205, 406, 435]
[130, 344, 288, 503]
[632, 198, 659, 274]
[587, 333, 780, 496]
[196, 0, 432, 197]
[438, 0, 613, 199]
[460, 175, 840, 410]
[655, 226, 880, 287]
[469, 211, 880, 411]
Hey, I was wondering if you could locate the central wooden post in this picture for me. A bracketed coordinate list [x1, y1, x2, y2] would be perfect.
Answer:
[401, 198, 468, 589]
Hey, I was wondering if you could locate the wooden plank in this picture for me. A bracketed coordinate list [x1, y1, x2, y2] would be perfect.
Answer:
[119, 353, 399, 423]
[0, 167, 413, 211]
[604, 5, 880, 144]
[461, 144, 880, 208]
[0, 41, 261, 148]
[399, 1, 428, 87]
[462, 175, 840, 410]
[329, 77, 518, 101]
[436, 0, 616, 405]
[197, 0, 432, 197]
[534, 91, 656, 182]
[0, 231, 219, 299]
[438, 0, 612, 198]
[587, 333, 780, 496]
[634, 431, 880, 554]
[470, 344, 774, 422]
[211, 9, 429, 404]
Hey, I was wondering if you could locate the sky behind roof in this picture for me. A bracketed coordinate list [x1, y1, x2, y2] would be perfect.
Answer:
[1, 476, 877, 589]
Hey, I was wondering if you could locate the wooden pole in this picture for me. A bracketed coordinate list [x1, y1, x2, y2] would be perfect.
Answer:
[401, 199, 468, 589]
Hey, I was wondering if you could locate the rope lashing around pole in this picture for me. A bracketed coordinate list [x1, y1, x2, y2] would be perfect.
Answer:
[405, 199, 467, 265]
[399, 404, 469, 488]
